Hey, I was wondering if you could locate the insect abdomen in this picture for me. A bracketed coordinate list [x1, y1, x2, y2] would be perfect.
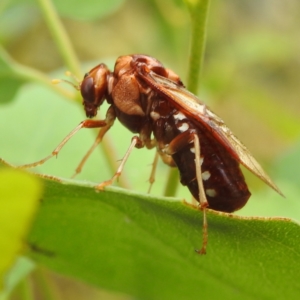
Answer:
[172, 128, 251, 213]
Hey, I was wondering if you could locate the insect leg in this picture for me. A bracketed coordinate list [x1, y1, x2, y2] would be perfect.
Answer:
[147, 151, 160, 193]
[96, 136, 143, 190]
[17, 119, 109, 170]
[164, 131, 209, 254]
[71, 106, 116, 178]
[193, 133, 208, 255]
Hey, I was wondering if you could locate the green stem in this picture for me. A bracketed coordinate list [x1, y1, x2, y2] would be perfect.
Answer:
[185, 0, 210, 93]
[13, 62, 76, 100]
[0, 45, 75, 100]
[36, 0, 82, 78]
[18, 278, 34, 300]
[164, 0, 210, 197]
[163, 168, 180, 197]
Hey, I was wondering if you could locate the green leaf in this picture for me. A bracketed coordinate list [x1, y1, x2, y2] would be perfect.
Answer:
[0, 168, 42, 292]
[0, 46, 25, 103]
[25, 176, 300, 300]
[0, 77, 24, 104]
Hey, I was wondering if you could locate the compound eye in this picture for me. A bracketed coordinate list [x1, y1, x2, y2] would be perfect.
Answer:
[81, 77, 95, 103]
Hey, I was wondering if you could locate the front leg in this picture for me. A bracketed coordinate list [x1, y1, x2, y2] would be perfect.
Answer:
[96, 136, 144, 190]
[16, 119, 109, 170]
[96, 123, 155, 190]
[72, 106, 116, 178]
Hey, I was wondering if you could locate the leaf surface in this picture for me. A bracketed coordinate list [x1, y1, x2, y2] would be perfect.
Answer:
[26, 176, 300, 300]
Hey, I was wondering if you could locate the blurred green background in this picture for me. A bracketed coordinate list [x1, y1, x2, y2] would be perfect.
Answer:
[1, 0, 300, 218]
[0, 0, 299, 298]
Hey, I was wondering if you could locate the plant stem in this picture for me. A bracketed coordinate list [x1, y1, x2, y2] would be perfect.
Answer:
[163, 168, 180, 197]
[36, 0, 81, 78]
[0, 46, 75, 100]
[164, 0, 210, 197]
[185, 0, 210, 93]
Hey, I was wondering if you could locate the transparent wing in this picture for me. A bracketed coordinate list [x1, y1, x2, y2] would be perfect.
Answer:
[139, 70, 283, 196]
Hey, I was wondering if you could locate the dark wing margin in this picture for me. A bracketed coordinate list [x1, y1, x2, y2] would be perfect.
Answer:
[138, 69, 284, 196]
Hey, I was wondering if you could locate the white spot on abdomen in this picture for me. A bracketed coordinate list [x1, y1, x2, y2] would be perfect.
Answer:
[202, 170, 211, 181]
[178, 122, 189, 132]
[174, 111, 186, 121]
[206, 189, 217, 197]
[190, 148, 204, 166]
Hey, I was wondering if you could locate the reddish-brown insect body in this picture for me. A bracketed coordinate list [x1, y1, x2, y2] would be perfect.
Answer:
[16, 54, 283, 254]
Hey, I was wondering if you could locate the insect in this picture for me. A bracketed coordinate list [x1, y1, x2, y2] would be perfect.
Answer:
[17, 54, 283, 254]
